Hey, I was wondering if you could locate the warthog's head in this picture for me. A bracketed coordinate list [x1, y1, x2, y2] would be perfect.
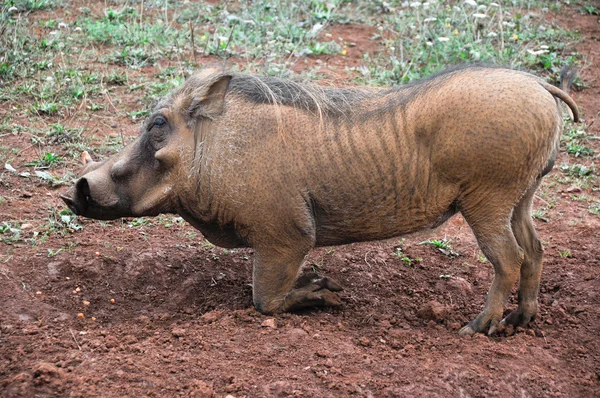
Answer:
[60, 69, 232, 220]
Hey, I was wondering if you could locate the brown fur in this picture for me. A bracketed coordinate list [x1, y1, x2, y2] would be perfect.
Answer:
[61, 66, 579, 335]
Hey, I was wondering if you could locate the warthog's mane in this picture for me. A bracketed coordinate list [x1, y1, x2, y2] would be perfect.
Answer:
[161, 64, 507, 122]
[227, 75, 377, 118]
[225, 65, 504, 119]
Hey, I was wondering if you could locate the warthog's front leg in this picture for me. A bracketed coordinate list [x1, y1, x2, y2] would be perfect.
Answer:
[252, 246, 343, 314]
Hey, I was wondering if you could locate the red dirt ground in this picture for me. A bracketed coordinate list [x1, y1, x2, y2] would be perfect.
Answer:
[1, 6, 599, 398]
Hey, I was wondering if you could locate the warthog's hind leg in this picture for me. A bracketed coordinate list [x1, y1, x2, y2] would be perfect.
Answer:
[459, 199, 524, 336]
[502, 180, 543, 328]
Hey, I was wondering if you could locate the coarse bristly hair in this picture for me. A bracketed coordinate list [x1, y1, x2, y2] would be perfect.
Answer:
[217, 65, 505, 120]
[227, 74, 377, 119]
[164, 64, 566, 123]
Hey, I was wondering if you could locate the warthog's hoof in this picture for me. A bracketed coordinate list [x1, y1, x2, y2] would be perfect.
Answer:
[458, 310, 503, 336]
[294, 272, 343, 291]
[500, 307, 537, 328]
[281, 272, 344, 312]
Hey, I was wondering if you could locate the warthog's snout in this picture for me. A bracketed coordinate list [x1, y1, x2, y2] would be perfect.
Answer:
[60, 170, 122, 220]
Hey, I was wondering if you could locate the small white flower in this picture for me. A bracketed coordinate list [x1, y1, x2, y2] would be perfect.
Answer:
[424, 17, 437, 22]
[423, 2, 430, 10]
[74, 27, 82, 32]
[473, 13, 488, 19]
[464, 0, 477, 7]
[310, 23, 323, 36]
[539, 25, 546, 31]
[8, 6, 18, 12]
[487, 32, 498, 37]
[490, 2, 500, 7]
[453, 6, 461, 12]
[527, 49, 549, 56]
[410, 2, 421, 8]
[540, 45, 549, 49]
[437, 37, 450, 42]
[58, 22, 68, 29]
[426, 41, 433, 46]
[46, 76, 54, 82]
[49, 31, 58, 35]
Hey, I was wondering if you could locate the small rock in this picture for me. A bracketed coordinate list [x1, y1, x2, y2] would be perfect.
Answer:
[379, 320, 392, 329]
[21, 191, 33, 198]
[418, 300, 448, 322]
[286, 328, 308, 339]
[261, 318, 277, 329]
[505, 324, 515, 336]
[138, 315, 150, 324]
[526, 329, 536, 337]
[189, 380, 214, 398]
[21, 223, 33, 230]
[566, 186, 582, 193]
[446, 322, 461, 331]
[472, 333, 488, 341]
[358, 336, 372, 347]
[201, 310, 222, 323]
[447, 277, 473, 295]
[32, 362, 64, 383]
[171, 328, 186, 338]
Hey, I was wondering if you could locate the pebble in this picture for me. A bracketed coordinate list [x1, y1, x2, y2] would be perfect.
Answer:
[417, 300, 448, 321]
[201, 310, 222, 323]
[447, 277, 473, 295]
[286, 328, 308, 339]
[261, 318, 277, 329]
[171, 328, 186, 338]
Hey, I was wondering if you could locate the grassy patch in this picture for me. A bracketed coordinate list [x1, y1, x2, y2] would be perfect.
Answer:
[353, 0, 581, 85]
[419, 238, 459, 257]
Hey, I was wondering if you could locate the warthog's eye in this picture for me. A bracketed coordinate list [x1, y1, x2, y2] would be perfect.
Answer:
[152, 116, 166, 128]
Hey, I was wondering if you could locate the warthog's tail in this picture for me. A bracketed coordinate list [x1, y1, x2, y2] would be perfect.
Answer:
[539, 67, 579, 122]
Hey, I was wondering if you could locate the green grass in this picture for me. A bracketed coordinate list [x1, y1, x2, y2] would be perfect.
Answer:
[25, 152, 62, 168]
[352, 0, 581, 85]
[4, 0, 60, 12]
[561, 122, 596, 158]
[419, 238, 459, 257]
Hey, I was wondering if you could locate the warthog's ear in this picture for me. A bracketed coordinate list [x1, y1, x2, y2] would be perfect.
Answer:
[81, 151, 94, 166]
[188, 75, 232, 120]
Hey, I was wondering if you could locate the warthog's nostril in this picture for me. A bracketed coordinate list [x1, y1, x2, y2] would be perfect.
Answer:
[59, 194, 78, 214]
[76, 178, 92, 206]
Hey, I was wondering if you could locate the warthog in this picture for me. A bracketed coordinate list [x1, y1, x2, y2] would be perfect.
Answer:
[61, 66, 578, 335]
